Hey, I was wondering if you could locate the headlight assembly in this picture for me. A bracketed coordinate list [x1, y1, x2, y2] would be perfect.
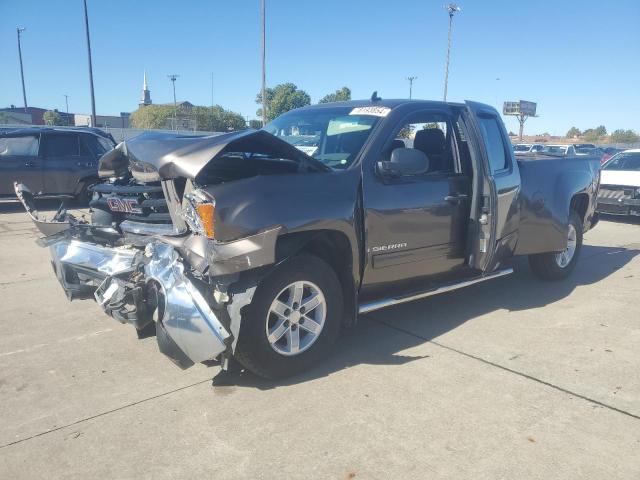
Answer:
[181, 189, 216, 239]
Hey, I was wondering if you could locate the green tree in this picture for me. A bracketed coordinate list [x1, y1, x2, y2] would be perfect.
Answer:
[129, 105, 173, 129]
[256, 83, 311, 122]
[43, 110, 64, 126]
[193, 106, 246, 132]
[594, 125, 607, 136]
[566, 127, 581, 138]
[610, 129, 639, 143]
[248, 119, 262, 129]
[318, 86, 351, 104]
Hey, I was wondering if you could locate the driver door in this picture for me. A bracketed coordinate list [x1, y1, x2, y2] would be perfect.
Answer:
[360, 109, 472, 297]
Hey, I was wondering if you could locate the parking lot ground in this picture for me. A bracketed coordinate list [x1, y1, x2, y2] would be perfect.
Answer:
[0, 205, 639, 479]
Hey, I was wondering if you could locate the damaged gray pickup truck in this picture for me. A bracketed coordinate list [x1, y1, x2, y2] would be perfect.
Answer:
[15, 99, 601, 378]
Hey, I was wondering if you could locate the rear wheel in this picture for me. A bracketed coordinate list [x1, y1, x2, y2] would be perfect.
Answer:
[233, 254, 343, 379]
[529, 210, 583, 281]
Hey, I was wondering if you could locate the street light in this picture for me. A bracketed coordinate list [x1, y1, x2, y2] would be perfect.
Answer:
[260, 0, 267, 126]
[16, 27, 28, 112]
[167, 74, 179, 130]
[64, 94, 70, 126]
[82, 0, 97, 127]
[406, 76, 417, 99]
[443, 3, 461, 102]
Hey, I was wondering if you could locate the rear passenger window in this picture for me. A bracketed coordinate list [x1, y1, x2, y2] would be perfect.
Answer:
[42, 134, 80, 157]
[0, 136, 39, 157]
[477, 116, 509, 173]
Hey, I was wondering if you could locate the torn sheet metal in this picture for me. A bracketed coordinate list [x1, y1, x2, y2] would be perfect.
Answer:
[144, 242, 231, 364]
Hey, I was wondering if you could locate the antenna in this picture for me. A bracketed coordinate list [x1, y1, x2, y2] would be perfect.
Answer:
[371, 91, 381, 102]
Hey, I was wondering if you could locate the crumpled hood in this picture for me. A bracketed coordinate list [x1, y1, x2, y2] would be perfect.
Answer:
[98, 129, 326, 181]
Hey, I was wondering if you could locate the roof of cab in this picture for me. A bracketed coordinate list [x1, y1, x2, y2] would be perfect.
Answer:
[294, 98, 467, 111]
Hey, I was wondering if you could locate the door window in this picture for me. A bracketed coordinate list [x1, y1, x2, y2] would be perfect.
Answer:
[81, 134, 112, 158]
[477, 116, 509, 173]
[387, 113, 459, 176]
[41, 134, 80, 157]
[0, 136, 39, 157]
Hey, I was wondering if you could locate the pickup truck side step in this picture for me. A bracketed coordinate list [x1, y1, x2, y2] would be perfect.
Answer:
[358, 268, 514, 314]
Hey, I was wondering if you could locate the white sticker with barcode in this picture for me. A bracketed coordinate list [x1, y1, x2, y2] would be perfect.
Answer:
[349, 106, 391, 117]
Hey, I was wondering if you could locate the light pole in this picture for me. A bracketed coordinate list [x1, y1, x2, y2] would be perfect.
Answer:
[64, 94, 70, 125]
[82, 0, 97, 127]
[443, 3, 461, 102]
[16, 27, 28, 112]
[406, 76, 417, 99]
[168, 74, 179, 130]
[260, 0, 267, 126]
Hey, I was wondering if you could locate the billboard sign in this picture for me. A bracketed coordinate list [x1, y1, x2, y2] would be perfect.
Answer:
[503, 100, 537, 117]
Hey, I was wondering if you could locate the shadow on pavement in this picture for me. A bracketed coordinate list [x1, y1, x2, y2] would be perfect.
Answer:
[215, 244, 639, 390]
[599, 214, 640, 226]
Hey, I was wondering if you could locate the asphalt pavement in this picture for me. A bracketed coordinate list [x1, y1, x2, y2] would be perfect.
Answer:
[0, 203, 638, 479]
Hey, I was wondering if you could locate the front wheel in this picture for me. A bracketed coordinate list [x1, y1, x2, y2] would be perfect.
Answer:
[529, 210, 583, 281]
[233, 254, 343, 379]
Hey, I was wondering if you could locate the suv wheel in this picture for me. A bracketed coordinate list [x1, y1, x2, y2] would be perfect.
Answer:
[233, 254, 343, 379]
[529, 210, 583, 281]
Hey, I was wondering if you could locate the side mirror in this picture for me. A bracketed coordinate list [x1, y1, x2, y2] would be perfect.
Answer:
[377, 148, 430, 177]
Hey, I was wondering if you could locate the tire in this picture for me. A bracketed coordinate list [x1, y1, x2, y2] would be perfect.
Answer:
[529, 210, 583, 281]
[233, 254, 343, 379]
[74, 184, 94, 206]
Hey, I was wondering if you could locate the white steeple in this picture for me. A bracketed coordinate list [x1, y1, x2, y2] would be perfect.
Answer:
[140, 70, 152, 106]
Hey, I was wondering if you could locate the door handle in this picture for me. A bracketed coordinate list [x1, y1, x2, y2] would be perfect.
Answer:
[77, 162, 95, 167]
[24, 161, 36, 168]
[444, 194, 468, 204]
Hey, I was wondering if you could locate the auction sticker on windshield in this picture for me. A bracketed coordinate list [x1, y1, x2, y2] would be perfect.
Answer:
[349, 106, 391, 117]
[295, 145, 319, 156]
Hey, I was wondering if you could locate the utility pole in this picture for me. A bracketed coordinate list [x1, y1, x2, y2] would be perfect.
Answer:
[168, 74, 179, 130]
[260, 0, 267, 126]
[16, 27, 28, 112]
[211, 72, 219, 113]
[406, 76, 417, 99]
[64, 94, 70, 126]
[82, 0, 97, 127]
[443, 3, 461, 102]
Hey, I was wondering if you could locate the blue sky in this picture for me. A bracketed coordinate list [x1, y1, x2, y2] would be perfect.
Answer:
[1, 0, 638, 135]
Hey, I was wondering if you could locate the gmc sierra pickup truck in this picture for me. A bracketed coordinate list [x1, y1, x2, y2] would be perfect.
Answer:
[15, 99, 601, 378]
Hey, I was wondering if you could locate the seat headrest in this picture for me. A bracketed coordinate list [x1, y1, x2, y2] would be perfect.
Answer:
[391, 139, 406, 151]
[413, 128, 446, 155]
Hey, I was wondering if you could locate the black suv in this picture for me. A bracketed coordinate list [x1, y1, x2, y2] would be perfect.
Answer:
[0, 127, 115, 201]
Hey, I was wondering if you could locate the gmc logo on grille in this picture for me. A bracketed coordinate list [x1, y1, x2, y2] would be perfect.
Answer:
[107, 197, 143, 214]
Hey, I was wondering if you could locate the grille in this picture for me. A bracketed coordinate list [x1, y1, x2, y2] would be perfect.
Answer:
[597, 203, 628, 215]
[89, 182, 172, 225]
[598, 186, 634, 200]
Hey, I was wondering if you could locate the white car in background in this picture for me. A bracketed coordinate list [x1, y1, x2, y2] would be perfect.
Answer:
[540, 145, 577, 156]
[513, 143, 544, 154]
[597, 149, 640, 217]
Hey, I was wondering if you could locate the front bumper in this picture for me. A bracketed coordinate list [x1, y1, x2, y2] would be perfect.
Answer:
[597, 197, 640, 216]
[49, 237, 231, 369]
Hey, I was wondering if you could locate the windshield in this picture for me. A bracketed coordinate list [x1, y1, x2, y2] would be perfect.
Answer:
[513, 144, 531, 152]
[541, 145, 568, 155]
[263, 106, 382, 168]
[603, 152, 640, 171]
